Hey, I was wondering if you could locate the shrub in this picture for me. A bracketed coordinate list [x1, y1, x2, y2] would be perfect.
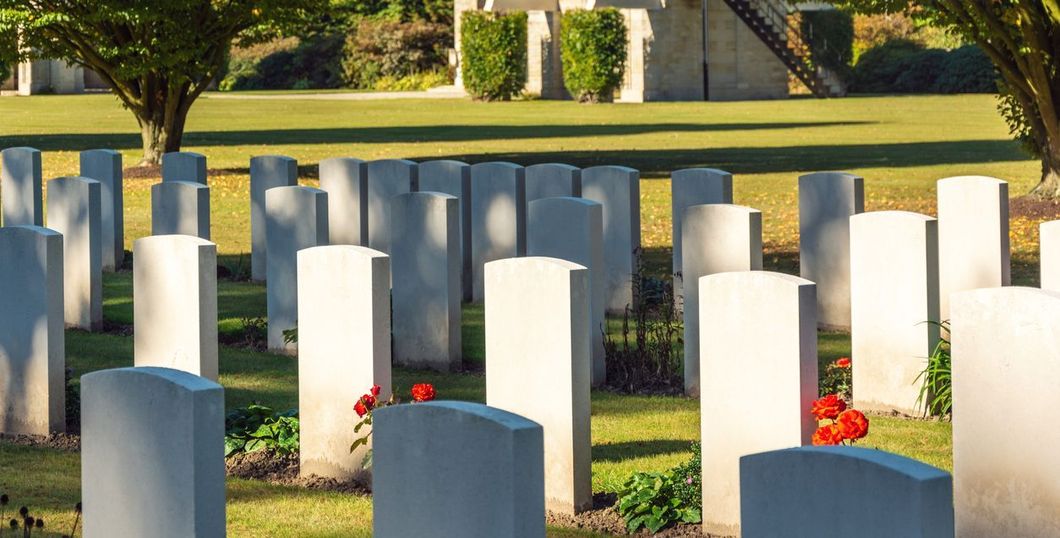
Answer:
[850, 39, 924, 93]
[342, 17, 451, 89]
[221, 35, 344, 91]
[224, 404, 300, 457]
[801, 9, 854, 76]
[819, 357, 852, 401]
[461, 11, 527, 101]
[617, 444, 702, 534]
[374, 69, 450, 91]
[892, 48, 947, 93]
[852, 39, 998, 94]
[933, 45, 997, 93]
[852, 13, 919, 60]
[560, 9, 627, 103]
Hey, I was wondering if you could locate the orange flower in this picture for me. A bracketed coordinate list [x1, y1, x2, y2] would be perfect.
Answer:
[411, 383, 435, 402]
[811, 394, 847, 421]
[837, 410, 869, 440]
[812, 424, 844, 446]
[354, 400, 368, 418]
[834, 357, 851, 368]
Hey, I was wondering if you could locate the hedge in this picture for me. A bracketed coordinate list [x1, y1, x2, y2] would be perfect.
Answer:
[851, 40, 997, 94]
[560, 9, 627, 103]
[460, 11, 527, 101]
[342, 17, 450, 90]
[801, 9, 854, 77]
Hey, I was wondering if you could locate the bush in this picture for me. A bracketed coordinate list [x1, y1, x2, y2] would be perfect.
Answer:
[801, 9, 854, 76]
[560, 9, 627, 103]
[852, 39, 998, 94]
[224, 404, 300, 457]
[374, 69, 450, 91]
[342, 17, 451, 90]
[850, 39, 923, 93]
[461, 11, 527, 101]
[934, 45, 997, 93]
[221, 35, 344, 91]
[617, 444, 702, 534]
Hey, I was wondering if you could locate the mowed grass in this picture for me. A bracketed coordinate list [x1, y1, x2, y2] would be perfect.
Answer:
[0, 92, 1026, 535]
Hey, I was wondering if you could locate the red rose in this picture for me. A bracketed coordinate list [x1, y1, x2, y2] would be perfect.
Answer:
[411, 383, 435, 402]
[354, 400, 368, 418]
[811, 394, 847, 421]
[361, 394, 376, 410]
[837, 410, 869, 440]
[371, 385, 382, 397]
[812, 424, 844, 446]
[834, 357, 851, 368]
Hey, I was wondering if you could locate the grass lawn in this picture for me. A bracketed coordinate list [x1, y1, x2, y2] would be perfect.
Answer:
[0, 92, 1030, 536]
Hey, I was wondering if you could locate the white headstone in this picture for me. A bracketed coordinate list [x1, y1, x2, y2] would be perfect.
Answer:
[485, 257, 591, 514]
[151, 181, 210, 239]
[320, 157, 367, 247]
[373, 401, 545, 538]
[161, 151, 207, 184]
[470, 162, 526, 302]
[671, 168, 733, 308]
[366, 159, 418, 254]
[419, 160, 472, 302]
[699, 271, 818, 536]
[799, 172, 864, 330]
[298, 245, 391, 480]
[47, 176, 102, 331]
[80, 149, 124, 271]
[0, 226, 64, 434]
[266, 186, 328, 353]
[850, 211, 940, 415]
[250, 155, 298, 281]
[525, 163, 581, 202]
[582, 165, 640, 314]
[1042, 220, 1060, 292]
[1, 147, 43, 226]
[133, 235, 218, 380]
[81, 367, 225, 538]
[682, 204, 762, 397]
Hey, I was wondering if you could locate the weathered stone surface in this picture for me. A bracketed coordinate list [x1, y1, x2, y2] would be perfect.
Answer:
[581, 165, 640, 314]
[671, 168, 732, 308]
[799, 172, 864, 330]
[419, 160, 472, 301]
[1, 147, 43, 226]
[133, 235, 218, 380]
[951, 287, 1060, 536]
[485, 257, 591, 515]
[1042, 220, 1060, 292]
[366, 159, 418, 254]
[0, 226, 64, 434]
[320, 157, 367, 248]
[391, 192, 461, 371]
[298, 245, 391, 481]
[81, 367, 225, 538]
[470, 162, 526, 302]
[525, 163, 581, 202]
[937, 176, 1010, 319]
[681, 204, 762, 397]
[699, 271, 818, 537]
[266, 186, 329, 353]
[527, 197, 605, 385]
[161, 151, 207, 184]
[151, 181, 210, 240]
[740, 446, 954, 538]
[250, 155, 298, 281]
[850, 211, 939, 415]
[47, 176, 102, 331]
[80, 149, 124, 271]
[373, 401, 545, 538]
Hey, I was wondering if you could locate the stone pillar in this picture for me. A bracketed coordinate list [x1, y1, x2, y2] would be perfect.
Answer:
[373, 401, 545, 538]
[151, 181, 211, 240]
[951, 287, 1060, 536]
[266, 186, 329, 353]
[391, 192, 462, 372]
[671, 168, 733, 308]
[485, 257, 592, 515]
[419, 160, 473, 302]
[850, 211, 940, 415]
[250, 155, 298, 281]
[740, 446, 954, 537]
[527, 197, 605, 386]
[682, 204, 762, 397]
[81, 367, 225, 538]
[798, 172, 864, 330]
[0, 226, 64, 434]
[1041, 220, 1060, 292]
[298, 245, 391, 481]
[80, 149, 124, 272]
[525, 163, 581, 202]
[1, 147, 43, 226]
[366, 159, 418, 254]
[937, 176, 1010, 319]
[470, 162, 527, 302]
[320, 157, 368, 248]
[699, 271, 818, 536]
[47, 176, 102, 331]
[161, 151, 207, 184]
[133, 235, 218, 380]
[582, 165, 641, 314]
[526, 11, 565, 99]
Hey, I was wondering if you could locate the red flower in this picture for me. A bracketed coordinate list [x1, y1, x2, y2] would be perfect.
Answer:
[354, 400, 368, 418]
[411, 383, 435, 402]
[371, 385, 382, 397]
[361, 394, 376, 410]
[837, 410, 869, 440]
[812, 424, 844, 446]
[811, 394, 847, 421]
[834, 357, 851, 368]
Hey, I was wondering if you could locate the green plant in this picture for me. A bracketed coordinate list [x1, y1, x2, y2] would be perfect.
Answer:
[350, 383, 436, 469]
[916, 321, 952, 416]
[236, 317, 268, 351]
[373, 69, 449, 91]
[65, 368, 80, 433]
[460, 11, 527, 101]
[560, 9, 627, 103]
[670, 442, 701, 509]
[342, 17, 450, 89]
[819, 357, 852, 400]
[933, 45, 996, 94]
[218, 254, 252, 281]
[617, 448, 702, 534]
[801, 9, 855, 76]
[224, 404, 300, 457]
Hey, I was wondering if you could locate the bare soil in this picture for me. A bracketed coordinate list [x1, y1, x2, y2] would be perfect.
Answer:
[545, 492, 711, 536]
[224, 450, 369, 495]
[1010, 195, 1060, 221]
[0, 433, 80, 452]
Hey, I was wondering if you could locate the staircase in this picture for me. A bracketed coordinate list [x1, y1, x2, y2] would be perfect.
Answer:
[720, 0, 846, 98]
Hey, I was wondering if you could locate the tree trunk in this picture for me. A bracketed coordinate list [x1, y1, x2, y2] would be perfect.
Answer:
[135, 94, 192, 166]
[1031, 142, 1060, 199]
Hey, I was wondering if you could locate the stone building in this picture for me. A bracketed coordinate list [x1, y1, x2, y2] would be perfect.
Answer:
[1, 58, 108, 96]
[455, 0, 843, 101]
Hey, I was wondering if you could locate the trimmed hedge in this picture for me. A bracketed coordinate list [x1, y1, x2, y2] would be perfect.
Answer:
[851, 40, 997, 94]
[461, 11, 528, 101]
[560, 8, 627, 103]
[342, 17, 451, 90]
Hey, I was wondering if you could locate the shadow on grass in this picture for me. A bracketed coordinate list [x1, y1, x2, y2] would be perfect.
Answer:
[593, 440, 694, 463]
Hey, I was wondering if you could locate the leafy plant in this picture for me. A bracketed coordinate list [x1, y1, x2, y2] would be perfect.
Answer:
[217, 254, 252, 281]
[916, 321, 952, 416]
[617, 449, 702, 535]
[810, 394, 870, 445]
[350, 383, 436, 469]
[819, 357, 852, 400]
[224, 404, 300, 457]
[342, 17, 450, 89]
[670, 442, 701, 509]
[560, 9, 627, 103]
[460, 11, 527, 101]
[801, 9, 855, 77]
[236, 317, 268, 351]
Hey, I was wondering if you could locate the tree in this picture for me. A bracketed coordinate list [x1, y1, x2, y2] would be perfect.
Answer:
[0, 1, 325, 165]
[835, 1, 1060, 198]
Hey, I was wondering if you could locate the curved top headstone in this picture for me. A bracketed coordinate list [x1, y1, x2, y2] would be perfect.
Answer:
[526, 163, 581, 201]
[161, 151, 207, 184]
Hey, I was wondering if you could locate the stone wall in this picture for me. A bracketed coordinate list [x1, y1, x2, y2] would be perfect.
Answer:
[704, 0, 789, 100]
